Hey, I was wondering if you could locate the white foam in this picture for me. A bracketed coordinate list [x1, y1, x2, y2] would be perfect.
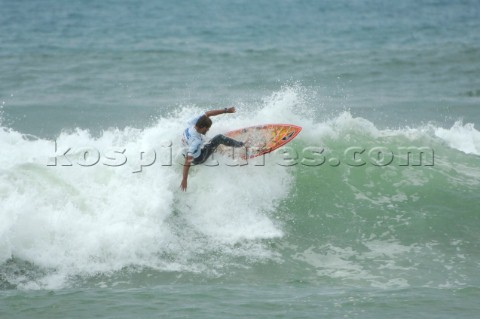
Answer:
[435, 121, 480, 155]
[0, 92, 302, 289]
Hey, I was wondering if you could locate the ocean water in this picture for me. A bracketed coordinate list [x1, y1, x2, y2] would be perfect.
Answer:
[1, 0, 480, 318]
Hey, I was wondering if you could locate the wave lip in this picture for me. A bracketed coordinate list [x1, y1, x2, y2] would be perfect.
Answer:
[435, 121, 480, 155]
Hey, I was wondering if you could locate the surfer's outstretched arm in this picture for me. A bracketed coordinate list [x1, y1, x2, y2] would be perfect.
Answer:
[180, 155, 193, 191]
[205, 107, 236, 117]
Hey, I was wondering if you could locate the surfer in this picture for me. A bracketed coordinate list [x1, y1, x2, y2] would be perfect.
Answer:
[180, 107, 245, 191]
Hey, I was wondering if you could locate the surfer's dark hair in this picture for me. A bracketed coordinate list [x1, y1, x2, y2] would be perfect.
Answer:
[196, 115, 212, 129]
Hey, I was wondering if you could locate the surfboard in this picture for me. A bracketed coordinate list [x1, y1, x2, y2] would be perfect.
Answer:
[218, 124, 302, 159]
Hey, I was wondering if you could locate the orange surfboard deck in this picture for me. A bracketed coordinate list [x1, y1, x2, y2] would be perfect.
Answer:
[219, 124, 302, 159]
